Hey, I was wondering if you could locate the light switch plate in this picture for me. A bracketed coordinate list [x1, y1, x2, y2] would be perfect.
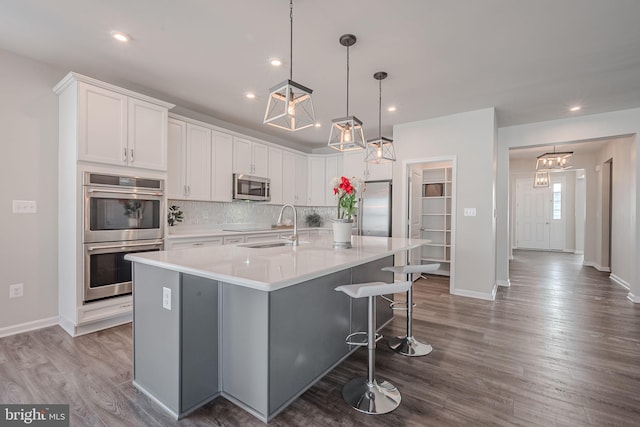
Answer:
[464, 208, 477, 217]
[12, 200, 37, 214]
[162, 287, 171, 310]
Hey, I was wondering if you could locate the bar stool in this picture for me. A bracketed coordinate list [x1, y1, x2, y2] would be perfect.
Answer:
[335, 280, 412, 415]
[381, 263, 440, 356]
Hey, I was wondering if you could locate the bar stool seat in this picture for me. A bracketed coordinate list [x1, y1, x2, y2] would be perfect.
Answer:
[381, 263, 440, 357]
[335, 280, 411, 415]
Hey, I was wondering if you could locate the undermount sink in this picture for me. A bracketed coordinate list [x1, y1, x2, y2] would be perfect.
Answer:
[239, 241, 291, 249]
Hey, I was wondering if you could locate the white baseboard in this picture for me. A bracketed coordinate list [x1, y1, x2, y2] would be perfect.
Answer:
[451, 285, 496, 301]
[497, 278, 511, 288]
[609, 274, 630, 291]
[627, 292, 639, 303]
[59, 313, 132, 337]
[583, 261, 611, 272]
[574, 250, 584, 255]
[0, 316, 59, 339]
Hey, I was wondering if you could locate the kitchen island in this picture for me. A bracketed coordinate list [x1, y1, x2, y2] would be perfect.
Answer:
[125, 234, 428, 421]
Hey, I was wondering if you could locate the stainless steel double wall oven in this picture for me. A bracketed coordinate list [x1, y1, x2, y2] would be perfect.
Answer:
[83, 172, 164, 302]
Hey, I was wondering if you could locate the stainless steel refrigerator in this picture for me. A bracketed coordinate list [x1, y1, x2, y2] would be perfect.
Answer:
[357, 180, 392, 237]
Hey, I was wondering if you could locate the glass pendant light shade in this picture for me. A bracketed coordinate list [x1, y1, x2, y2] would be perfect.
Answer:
[365, 136, 396, 163]
[328, 34, 365, 151]
[364, 71, 395, 163]
[328, 116, 366, 151]
[533, 171, 550, 187]
[264, 0, 315, 131]
[264, 79, 315, 131]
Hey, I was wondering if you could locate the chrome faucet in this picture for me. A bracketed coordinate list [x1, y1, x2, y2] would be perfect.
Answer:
[277, 204, 298, 246]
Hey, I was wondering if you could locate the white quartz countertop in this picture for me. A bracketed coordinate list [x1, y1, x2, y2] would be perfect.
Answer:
[126, 235, 430, 291]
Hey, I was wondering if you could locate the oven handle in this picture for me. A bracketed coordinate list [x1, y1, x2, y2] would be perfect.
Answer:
[87, 188, 163, 197]
[87, 242, 163, 251]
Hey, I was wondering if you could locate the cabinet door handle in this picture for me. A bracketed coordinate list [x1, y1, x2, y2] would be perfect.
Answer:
[130, 148, 134, 163]
[183, 185, 187, 197]
[187, 185, 191, 197]
[123, 148, 127, 162]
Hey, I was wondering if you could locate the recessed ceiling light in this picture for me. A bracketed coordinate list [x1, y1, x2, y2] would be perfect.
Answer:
[270, 58, 282, 67]
[314, 122, 321, 128]
[387, 106, 397, 112]
[246, 92, 256, 99]
[111, 31, 130, 42]
[570, 106, 581, 112]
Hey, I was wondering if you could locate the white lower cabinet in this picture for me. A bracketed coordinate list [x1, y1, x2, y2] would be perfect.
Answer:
[245, 233, 279, 243]
[166, 237, 224, 250]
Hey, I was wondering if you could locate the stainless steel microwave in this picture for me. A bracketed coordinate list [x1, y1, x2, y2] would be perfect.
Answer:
[232, 174, 270, 201]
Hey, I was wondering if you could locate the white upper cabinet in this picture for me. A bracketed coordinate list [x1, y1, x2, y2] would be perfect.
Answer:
[168, 118, 233, 202]
[127, 97, 168, 171]
[211, 131, 233, 202]
[307, 157, 326, 206]
[366, 160, 393, 181]
[76, 81, 169, 171]
[77, 83, 127, 166]
[324, 155, 341, 206]
[167, 118, 187, 199]
[185, 123, 212, 200]
[268, 148, 284, 205]
[282, 151, 296, 205]
[294, 154, 308, 206]
[233, 137, 268, 177]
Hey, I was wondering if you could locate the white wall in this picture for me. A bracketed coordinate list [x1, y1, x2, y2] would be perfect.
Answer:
[393, 108, 497, 300]
[497, 109, 640, 302]
[593, 136, 635, 285]
[0, 48, 66, 331]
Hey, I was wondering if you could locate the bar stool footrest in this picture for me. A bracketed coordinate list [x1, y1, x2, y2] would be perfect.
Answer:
[345, 331, 383, 346]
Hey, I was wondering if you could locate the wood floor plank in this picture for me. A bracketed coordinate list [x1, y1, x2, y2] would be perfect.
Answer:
[0, 250, 638, 425]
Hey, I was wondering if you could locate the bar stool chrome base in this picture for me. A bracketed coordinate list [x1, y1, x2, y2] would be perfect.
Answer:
[342, 377, 401, 415]
[388, 335, 433, 356]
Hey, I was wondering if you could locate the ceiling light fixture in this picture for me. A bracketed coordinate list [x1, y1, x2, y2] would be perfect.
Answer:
[314, 122, 321, 128]
[387, 106, 397, 112]
[246, 92, 256, 99]
[270, 58, 282, 67]
[328, 34, 365, 152]
[111, 31, 130, 42]
[536, 146, 573, 170]
[570, 106, 581, 112]
[533, 171, 550, 188]
[365, 71, 395, 164]
[263, 0, 315, 131]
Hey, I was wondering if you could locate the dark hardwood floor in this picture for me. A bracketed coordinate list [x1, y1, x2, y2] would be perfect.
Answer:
[1, 250, 639, 426]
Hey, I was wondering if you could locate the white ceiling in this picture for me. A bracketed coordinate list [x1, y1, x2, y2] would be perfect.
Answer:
[2, 0, 640, 151]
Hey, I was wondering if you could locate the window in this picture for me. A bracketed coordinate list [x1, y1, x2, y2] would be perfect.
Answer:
[552, 183, 562, 220]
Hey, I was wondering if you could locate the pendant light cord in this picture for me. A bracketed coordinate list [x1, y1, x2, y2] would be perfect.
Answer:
[346, 45, 350, 116]
[378, 78, 382, 139]
[289, 0, 293, 81]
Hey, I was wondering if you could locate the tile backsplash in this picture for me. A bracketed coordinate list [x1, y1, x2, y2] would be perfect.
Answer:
[167, 200, 336, 231]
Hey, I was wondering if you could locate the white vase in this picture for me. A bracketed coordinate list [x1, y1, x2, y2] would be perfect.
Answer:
[332, 219, 353, 248]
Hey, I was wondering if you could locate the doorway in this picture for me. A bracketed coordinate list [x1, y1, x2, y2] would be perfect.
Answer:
[404, 157, 456, 293]
[515, 174, 567, 250]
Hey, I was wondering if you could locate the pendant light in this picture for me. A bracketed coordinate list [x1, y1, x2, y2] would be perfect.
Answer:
[534, 171, 550, 188]
[264, 0, 315, 131]
[535, 146, 573, 170]
[328, 34, 366, 151]
[364, 71, 396, 163]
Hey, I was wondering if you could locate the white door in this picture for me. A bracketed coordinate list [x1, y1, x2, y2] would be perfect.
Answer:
[516, 177, 566, 250]
[294, 154, 308, 206]
[282, 152, 296, 205]
[307, 157, 325, 206]
[268, 148, 284, 205]
[211, 131, 233, 202]
[252, 143, 269, 177]
[409, 170, 423, 265]
[232, 137, 252, 174]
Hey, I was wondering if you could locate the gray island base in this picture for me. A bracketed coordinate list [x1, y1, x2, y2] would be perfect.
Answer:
[127, 235, 427, 421]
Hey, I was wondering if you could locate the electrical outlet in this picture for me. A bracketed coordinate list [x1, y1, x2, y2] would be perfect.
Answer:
[162, 287, 171, 310]
[12, 200, 37, 214]
[464, 208, 477, 217]
[9, 283, 23, 298]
